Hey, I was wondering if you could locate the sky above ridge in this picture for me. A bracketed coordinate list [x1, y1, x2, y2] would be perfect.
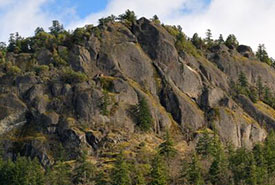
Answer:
[0, 0, 275, 57]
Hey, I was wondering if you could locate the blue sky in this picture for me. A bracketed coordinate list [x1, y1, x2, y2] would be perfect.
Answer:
[0, 0, 275, 57]
[42, 0, 109, 20]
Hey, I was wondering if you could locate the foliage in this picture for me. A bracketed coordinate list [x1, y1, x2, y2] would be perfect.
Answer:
[225, 34, 239, 48]
[62, 67, 88, 83]
[111, 152, 131, 185]
[0, 156, 45, 185]
[47, 161, 72, 185]
[158, 131, 177, 159]
[101, 90, 110, 116]
[191, 33, 204, 49]
[135, 96, 153, 131]
[118, 9, 137, 26]
[205, 29, 213, 47]
[151, 15, 161, 24]
[256, 44, 272, 65]
[150, 155, 167, 185]
[99, 15, 116, 26]
[73, 152, 96, 185]
[181, 152, 204, 185]
[7, 65, 22, 76]
[49, 20, 64, 35]
[217, 34, 224, 44]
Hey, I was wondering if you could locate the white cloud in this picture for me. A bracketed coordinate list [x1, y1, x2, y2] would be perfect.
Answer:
[1, 0, 275, 57]
[0, 0, 53, 43]
[70, 0, 275, 57]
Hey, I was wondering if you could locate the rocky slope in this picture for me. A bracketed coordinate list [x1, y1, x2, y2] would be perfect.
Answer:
[0, 17, 274, 167]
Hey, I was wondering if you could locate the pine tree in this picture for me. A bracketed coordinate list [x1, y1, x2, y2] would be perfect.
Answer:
[150, 155, 167, 185]
[253, 144, 268, 184]
[209, 140, 230, 185]
[47, 161, 72, 185]
[111, 153, 131, 185]
[95, 171, 111, 185]
[158, 131, 177, 160]
[191, 33, 204, 49]
[73, 152, 95, 185]
[181, 152, 204, 185]
[205, 29, 213, 46]
[118, 10, 137, 26]
[136, 97, 153, 131]
[218, 34, 224, 44]
[225, 34, 239, 48]
[256, 44, 271, 65]
[238, 71, 248, 88]
[257, 76, 264, 99]
[263, 131, 275, 180]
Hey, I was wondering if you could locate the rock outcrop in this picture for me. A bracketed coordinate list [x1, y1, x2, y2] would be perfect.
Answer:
[0, 17, 274, 165]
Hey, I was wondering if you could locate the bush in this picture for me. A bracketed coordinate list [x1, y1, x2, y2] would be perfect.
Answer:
[34, 65, 49, 74]
[62, 68, 88, 83]
[7, 65, 21, 76]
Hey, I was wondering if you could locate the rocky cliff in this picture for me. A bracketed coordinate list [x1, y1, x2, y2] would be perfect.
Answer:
[0, 17, 274, 167]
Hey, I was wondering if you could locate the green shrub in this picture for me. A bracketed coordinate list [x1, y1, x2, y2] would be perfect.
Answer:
[7, 65, 21, 76]
[62, 68, 88, 83]
[34, 65, 49, 74]
[101, 90, 110, 116]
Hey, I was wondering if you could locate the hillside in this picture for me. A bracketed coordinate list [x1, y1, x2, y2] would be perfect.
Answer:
[0, 11, 274, 185]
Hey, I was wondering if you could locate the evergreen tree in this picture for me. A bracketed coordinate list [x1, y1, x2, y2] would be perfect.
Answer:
[49, 20, 64, 35]
[253, 144, 268, 184]
[196, 130, 217, 157]
[118, 10, 137, 26]
[150, 155, 167, 185]
[229, 148, 257, 185]
[136, 97, 153, 131]
[256, 44, 271, 65]
[191, 33, 204, 49]
[205, 29, 213, 46]
[95, 171, 111, 185]
[181, 153, 204, 185]
[257, 76, 264, 99]
[35, 27, 45, 35]
[218, 34, 224, 44]
[209, 140, 230, 185]
[225, 34, 239, 48]
[158, 131, 177, 160]
[73, 152, 96, 185]
[151, 15, 160, 24]
[47, 161, 72, 185]
[0, 156, 45, 185]
[263, 130, 275, 179]
[111, 153, 131, 185]
[238, 71, 248, 88]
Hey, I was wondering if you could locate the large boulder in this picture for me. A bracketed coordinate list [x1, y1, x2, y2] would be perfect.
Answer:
[0, 93, 27, 134]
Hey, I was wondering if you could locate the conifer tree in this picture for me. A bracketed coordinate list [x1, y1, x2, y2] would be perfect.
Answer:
[225, 34, 239, 48]
[73, 151, 96, 185]
[158, 131, 177, 160]
[111, 153, 131, 185]
[181, 152, 204, 185]
[256, 44, 271, 65]
[136, 97, 153, 131]
[209, 139, 230, 185]
[150, 155, 167, 185]
[205, 29, 213, 46]
[257, 76, 264, 99]
[218, 34, 224, 44]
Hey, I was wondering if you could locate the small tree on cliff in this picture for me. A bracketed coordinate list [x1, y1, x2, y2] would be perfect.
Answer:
[136, 97, 153, 131]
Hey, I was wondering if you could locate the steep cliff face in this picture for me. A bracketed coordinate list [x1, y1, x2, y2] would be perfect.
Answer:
[0, 17, 274, 165]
